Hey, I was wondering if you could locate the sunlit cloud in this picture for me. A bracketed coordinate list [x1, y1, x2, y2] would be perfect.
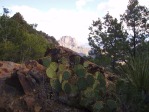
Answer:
[97, 0, 149, 19]
[8, 0, 148, 45]
[97, 0, 128, 18]
[76, 0, 94, 10]
[10, 5, 98, 45]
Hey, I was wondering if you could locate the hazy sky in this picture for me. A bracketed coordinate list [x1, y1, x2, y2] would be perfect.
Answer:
[0, 0, 149, 45]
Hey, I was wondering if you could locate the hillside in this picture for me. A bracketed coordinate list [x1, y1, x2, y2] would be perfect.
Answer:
[0, 12, 59, 62]
[1, 3, 149, 111]
[0, 46, 117, 112]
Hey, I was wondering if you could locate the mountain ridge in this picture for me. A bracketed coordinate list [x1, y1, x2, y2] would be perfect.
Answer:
[58, 36, 90, 56]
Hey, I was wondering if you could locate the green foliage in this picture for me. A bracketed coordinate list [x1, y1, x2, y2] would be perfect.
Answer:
[95, 72, 106, 94]
[113, 2, 149, 109]
[46, 62, 59, 78]
[86, 73, 95, 87]
[74, 64, 84, 71]
[93, 80, 100, 91]
[41, 56, 52, 67]
[0, 41, 18, 61]
[46, 58, 117, 111]
[21, 33, 48, 61]
[61, 57, 69, 65]
[74, 56, 81, 64]
[88, 0, 149, 70]
[83, 61, 90, 68]
[49, 62, 58, 71]
[58, 73, 63, 83]
[76, 68, 86, 78]
[74, 64, 86, 78]
[83, 87, 95, 99]
[120, 54, 149, 92]
[77, 78, 87, 90]
[88, 55, 112, 69]
[106, 99, 117, 111]
[80, 97, 94, 107]
[95, 71, 102, 80]
[50, 78, 61, 92]
[46, 68, 57, 78]
[92, 101, 104, 112]
[70, 85, 79, 96]
[116, 53, 149, 111]
[62, 80, 71, 94]
[58, 64, 67, 72]
[88, 13, 128, 69]
[0, 12, 58, 62]
[63, 70, 71, 80]
[121, 0, 149, 57]
[87, 5, 149, 111]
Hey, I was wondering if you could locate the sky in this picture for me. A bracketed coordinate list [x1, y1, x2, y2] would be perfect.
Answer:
[0, 0, 149, 46]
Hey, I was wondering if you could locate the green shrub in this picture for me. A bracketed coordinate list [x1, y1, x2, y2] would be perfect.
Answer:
[121, 54, 149, 93]
[117, 54, 149, 112]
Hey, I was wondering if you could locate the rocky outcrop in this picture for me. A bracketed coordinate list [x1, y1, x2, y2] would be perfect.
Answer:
[0, 46, 117, 112]
[58, 36, 90, 56]
[0, 60, 88, 112]
[0, 60, 46, 112]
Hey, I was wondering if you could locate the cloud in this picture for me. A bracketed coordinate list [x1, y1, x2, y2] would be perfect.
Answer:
[97, 0, 128, 18]
[97, 0, 148, 19]
[8, 0, 148, 45]
[10, 5, 98, 45]
[139, 0, 149, 7]
[76, 0, 93, 10]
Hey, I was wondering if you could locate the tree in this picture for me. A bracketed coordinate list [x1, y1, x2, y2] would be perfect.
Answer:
[121, 0, 149, 57]
[11, 12, 26, 25]
[0, 12, 53, 62]
[88, 13, 128, 69]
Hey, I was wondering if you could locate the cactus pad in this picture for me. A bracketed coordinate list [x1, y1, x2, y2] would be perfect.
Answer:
[86, 73, 95, 87]
[50, 78, 61, 92]
[49, 62, 58, 71]
[59, 64, 66, 72]
[62, 80, 71, 94]
[63, 70, 71, 80]
[83, 61, 90, 68]
[41, 56, 51, 67]
[46, 68, 57, 78]
[77, 78, 87, 90]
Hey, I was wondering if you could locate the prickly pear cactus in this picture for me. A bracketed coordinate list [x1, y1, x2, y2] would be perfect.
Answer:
[41, 56, 52, 67]
[39, 46, 117, 111]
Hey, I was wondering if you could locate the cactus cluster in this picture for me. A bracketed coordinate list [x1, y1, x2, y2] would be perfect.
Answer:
[41, 54, 117, 111]
[39, 56, 51, 67]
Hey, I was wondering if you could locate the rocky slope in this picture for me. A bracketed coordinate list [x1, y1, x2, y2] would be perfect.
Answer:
[0, 60, 88, 112]
[0, 46, 117, 112]
[58, 36, 90, 56]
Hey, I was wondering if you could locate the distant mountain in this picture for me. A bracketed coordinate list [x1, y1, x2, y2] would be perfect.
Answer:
[58, 36, 90, 56]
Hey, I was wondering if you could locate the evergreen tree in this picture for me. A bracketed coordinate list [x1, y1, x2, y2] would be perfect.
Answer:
[88, 13, 128, 69]
[121, 0, 149, 57]
[0, 11, 58, 62]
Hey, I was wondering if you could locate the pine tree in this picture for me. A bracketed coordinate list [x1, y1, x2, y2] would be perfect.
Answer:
[88, 13, 128, 69]
[121, 0, 149, 57]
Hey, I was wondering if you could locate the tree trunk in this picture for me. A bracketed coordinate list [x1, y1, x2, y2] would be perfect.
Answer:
[133, 22, 136, 58]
